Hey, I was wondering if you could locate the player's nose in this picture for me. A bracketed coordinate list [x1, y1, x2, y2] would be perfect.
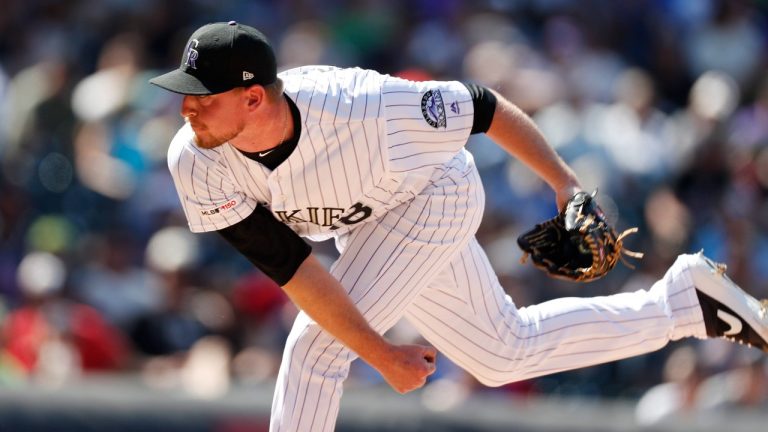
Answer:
[180, 96, 197, 118]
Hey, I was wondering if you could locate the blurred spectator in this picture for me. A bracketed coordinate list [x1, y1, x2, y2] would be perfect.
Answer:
[636, 344, 768, 426]
[635, 344, 706, 426]
[229, 272, 294, 384]
[71, 230, 165, 332]
[1, 251, 128, 385]
[71, 32, 149, 201]
[684, 0, 765, 88]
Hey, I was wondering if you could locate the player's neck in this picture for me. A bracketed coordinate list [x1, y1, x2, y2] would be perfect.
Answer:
[230, 94, 292, 153]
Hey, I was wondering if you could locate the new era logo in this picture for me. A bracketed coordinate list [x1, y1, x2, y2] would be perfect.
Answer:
[243, 71, 254, 81]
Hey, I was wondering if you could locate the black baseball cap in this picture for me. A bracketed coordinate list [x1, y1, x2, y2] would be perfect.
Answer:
[149, 21, 277, 95]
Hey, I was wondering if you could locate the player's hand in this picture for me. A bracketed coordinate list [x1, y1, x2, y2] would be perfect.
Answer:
[372, 344, 437, 394]
[555, 183, 583, 211]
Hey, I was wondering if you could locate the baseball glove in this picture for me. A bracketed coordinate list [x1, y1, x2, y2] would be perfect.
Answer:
[517, 190, 643, 282]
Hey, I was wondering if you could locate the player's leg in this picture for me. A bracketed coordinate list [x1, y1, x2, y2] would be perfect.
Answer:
[404, 239, 714, 386]
[270, 153, 485, 432]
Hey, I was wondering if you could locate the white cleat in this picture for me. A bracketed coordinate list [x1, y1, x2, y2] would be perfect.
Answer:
[686, 251, 768, 352]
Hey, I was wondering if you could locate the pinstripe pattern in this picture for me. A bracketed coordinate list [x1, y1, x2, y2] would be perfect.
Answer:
[270, 150, 484, 432]
[383, 77, 472, 174]
[403, 246, 705, 387]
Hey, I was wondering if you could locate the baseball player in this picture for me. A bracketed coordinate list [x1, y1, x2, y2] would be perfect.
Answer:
[150, 22, 768, 432]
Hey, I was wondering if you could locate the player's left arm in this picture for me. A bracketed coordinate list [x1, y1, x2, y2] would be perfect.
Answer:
[465, 84, 582, 209]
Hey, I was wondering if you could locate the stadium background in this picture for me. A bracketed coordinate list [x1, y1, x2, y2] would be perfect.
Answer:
[1, 0, 767, 430]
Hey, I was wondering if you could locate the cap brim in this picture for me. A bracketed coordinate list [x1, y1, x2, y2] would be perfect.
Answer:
[149, 69, 217, 95]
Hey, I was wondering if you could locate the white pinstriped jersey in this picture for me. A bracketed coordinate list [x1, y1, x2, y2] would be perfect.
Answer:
[167, 66, 475, 241]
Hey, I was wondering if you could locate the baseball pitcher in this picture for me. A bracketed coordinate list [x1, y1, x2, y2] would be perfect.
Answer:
[149, 21, 768, 432]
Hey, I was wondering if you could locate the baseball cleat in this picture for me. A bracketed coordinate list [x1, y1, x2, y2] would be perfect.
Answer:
[688, 251, 768, 352]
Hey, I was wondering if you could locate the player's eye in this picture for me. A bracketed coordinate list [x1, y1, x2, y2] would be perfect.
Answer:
[197, 95, 212, 106]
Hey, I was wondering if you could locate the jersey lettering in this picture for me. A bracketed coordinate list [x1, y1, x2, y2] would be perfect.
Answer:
[307, 207, 320, 225]
[275, 203, 373, 229]
[275, 209, 306, 223]
[323, 208, 345, 226]
[333, 202, 373, 229]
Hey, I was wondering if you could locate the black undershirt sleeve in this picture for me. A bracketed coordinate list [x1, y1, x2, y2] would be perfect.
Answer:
[461, 82, 498, 135]
[217, 205, 311, 286]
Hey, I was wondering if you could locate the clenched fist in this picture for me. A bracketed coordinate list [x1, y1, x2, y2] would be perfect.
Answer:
[371, 344, 437, 394]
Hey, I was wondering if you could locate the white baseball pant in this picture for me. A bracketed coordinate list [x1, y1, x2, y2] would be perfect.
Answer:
[269, 152, 706, 431]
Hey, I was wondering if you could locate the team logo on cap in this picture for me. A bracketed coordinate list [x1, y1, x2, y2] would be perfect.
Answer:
[184, 39, 200, 69]
[421, 89, 446, 128]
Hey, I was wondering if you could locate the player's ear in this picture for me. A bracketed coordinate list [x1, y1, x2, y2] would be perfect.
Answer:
[243, 85, 266, 111]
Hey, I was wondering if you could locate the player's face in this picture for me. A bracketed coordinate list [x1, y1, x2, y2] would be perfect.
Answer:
[181, 90, 246, 149]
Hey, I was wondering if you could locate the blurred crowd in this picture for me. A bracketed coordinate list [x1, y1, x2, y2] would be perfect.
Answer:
[1, 0, 768, 426]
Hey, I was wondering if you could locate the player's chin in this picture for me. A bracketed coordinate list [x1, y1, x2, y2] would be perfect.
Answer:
[193, 133, 225, 149]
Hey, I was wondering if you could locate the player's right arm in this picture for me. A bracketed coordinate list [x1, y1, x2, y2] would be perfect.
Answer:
[218, 208, 436, 394]
[282, 254, 436, 394]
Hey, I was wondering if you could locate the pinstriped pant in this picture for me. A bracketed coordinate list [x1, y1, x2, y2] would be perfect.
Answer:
[269, 152, 706, 431]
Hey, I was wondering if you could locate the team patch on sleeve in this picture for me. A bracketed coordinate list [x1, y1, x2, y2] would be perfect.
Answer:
[421, 89, 447, 128]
